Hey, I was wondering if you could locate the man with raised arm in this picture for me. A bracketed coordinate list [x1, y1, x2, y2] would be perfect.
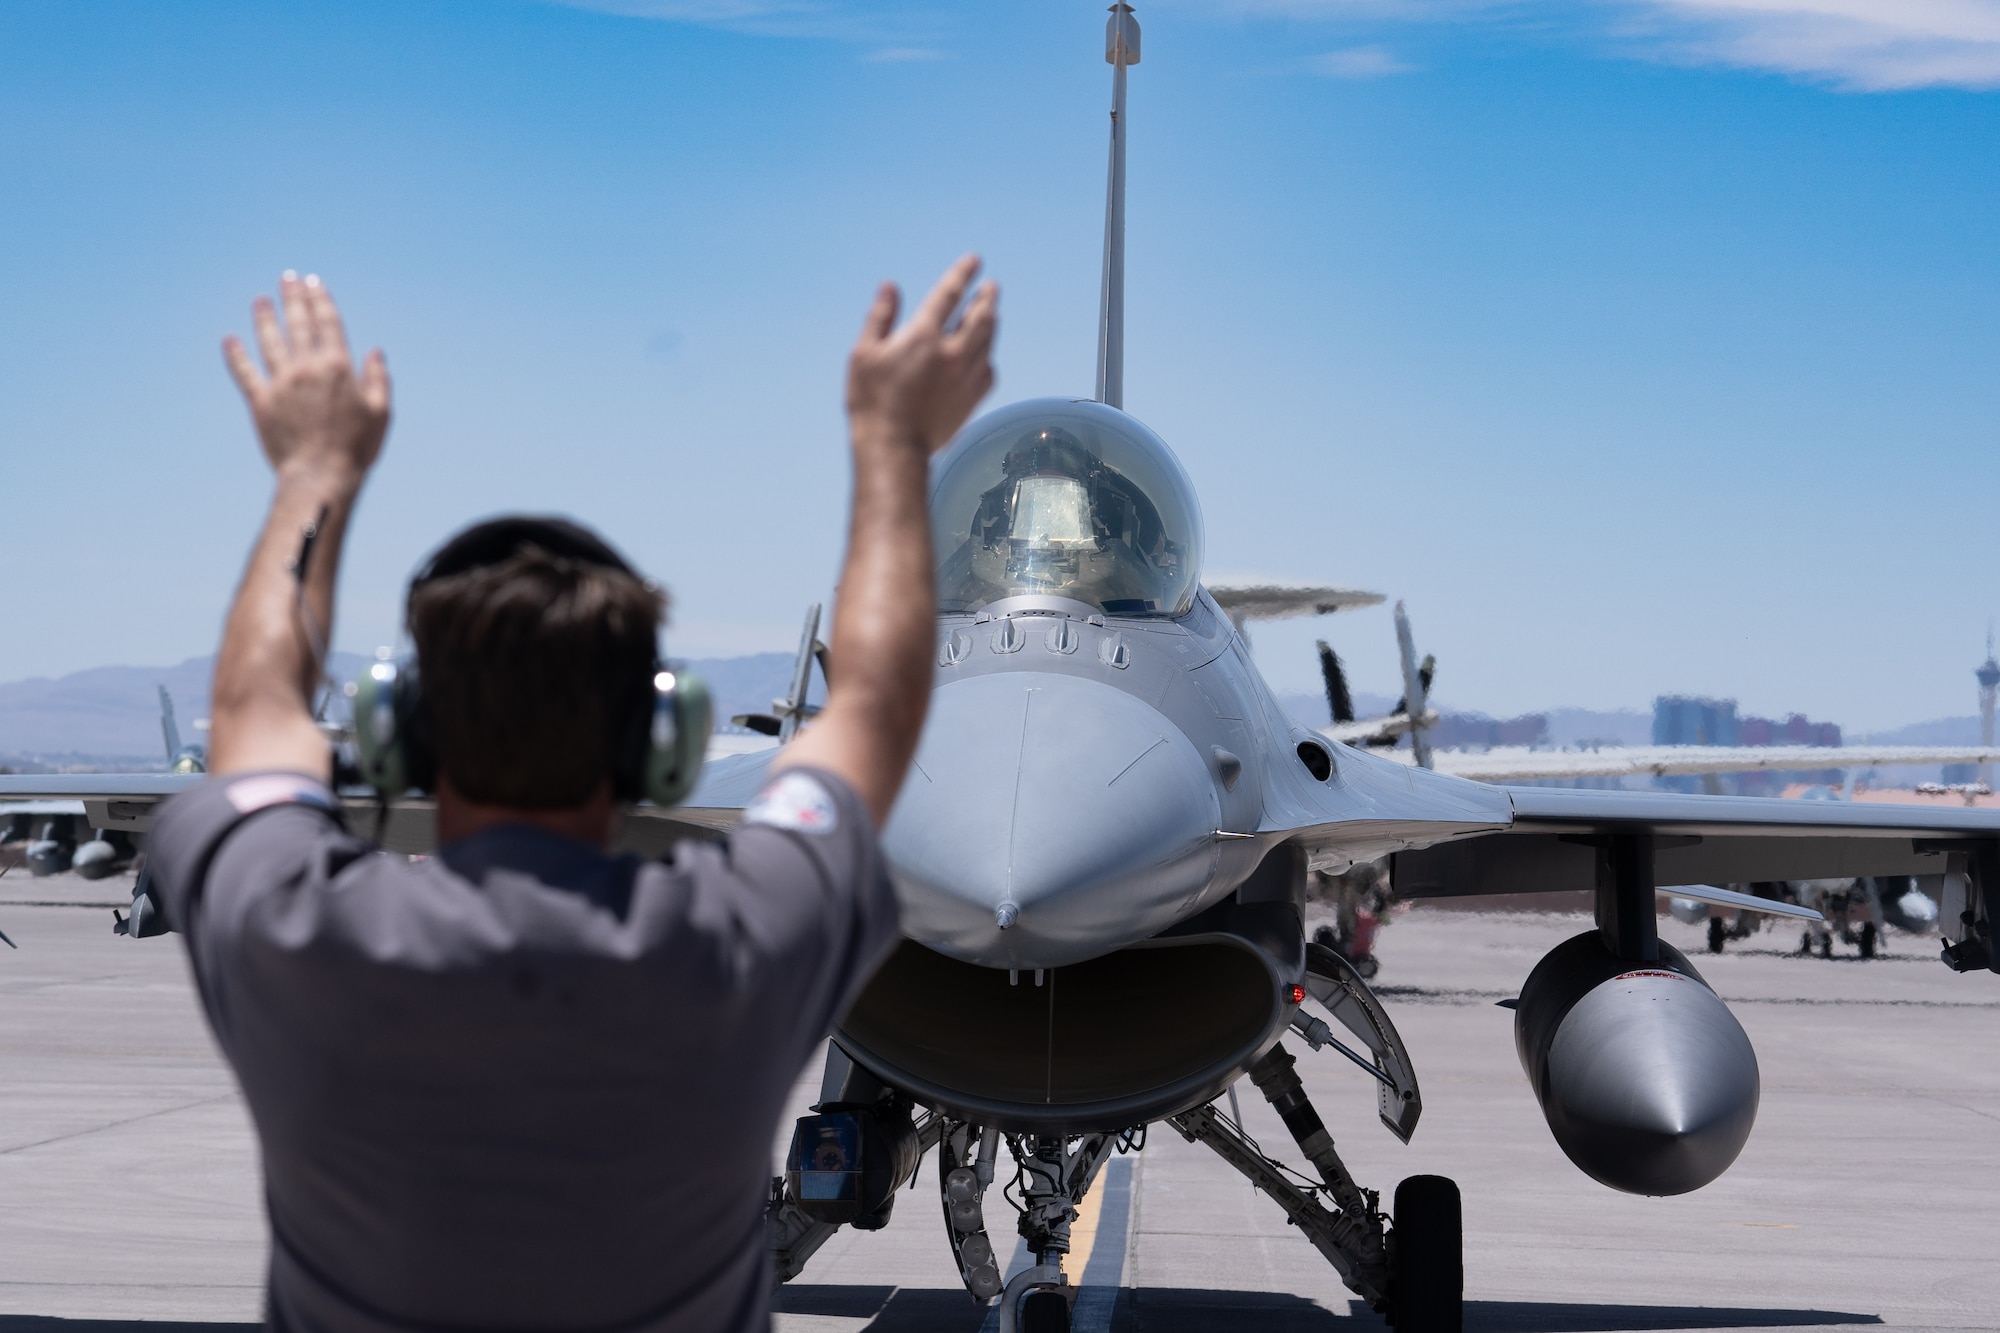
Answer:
[145, 259, 998, 1332]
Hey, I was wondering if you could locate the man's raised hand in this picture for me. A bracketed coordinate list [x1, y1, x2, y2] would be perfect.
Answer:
[223, 273, 392, 485]
[847, 254, 999, 457]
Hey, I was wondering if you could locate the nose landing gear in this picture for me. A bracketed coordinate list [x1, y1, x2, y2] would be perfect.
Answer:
[988, 1132, 1119, 1333]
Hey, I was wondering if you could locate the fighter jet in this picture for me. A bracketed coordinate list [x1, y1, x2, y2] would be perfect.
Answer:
[0, 687, 204, 884]
[9, 10, 2000, 1330]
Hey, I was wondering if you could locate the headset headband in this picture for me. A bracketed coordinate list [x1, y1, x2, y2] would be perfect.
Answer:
[414, 516, 639, 588]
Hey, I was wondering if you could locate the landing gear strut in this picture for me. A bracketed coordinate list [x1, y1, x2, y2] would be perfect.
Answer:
[935, 1125, 1121, 1333]
[1169, 1049, 1463, 1331]
[1170, 1043, 1389, 1307]
[1168, 941, 1462, 1330]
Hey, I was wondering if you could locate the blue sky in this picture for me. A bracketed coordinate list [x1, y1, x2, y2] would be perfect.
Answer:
[2, 0, 1997, 731]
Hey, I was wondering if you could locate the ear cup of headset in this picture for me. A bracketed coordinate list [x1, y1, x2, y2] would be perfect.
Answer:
[350, 656, 703, 808]
[645, 669, 711, 808]
[349, 658, 433, 799]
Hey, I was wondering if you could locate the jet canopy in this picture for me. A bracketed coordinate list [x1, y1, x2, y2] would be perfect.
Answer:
[931, 399, 1204, 618]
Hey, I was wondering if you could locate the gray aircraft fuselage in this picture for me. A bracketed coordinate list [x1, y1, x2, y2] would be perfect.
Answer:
[876, 396, 1495, 975]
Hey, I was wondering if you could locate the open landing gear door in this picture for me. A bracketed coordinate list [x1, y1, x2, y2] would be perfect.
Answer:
[1300, 942, 1422, 1143]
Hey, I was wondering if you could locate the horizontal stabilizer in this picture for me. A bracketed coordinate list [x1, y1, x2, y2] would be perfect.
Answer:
[1660, 884, 1823, 922]
[1322, 711, 1439, 746]
[1209, 583, 1385, 624]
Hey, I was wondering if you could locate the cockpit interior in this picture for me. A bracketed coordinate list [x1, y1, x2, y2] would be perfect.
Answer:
[930, 398, 1204, 617]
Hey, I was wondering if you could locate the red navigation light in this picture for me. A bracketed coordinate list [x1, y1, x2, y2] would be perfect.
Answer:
[1288, 984, 1306, 1005]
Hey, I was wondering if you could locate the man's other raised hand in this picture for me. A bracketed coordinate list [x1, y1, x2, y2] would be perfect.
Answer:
[847, 254, 999, 459]
[224, 273, 392, 487]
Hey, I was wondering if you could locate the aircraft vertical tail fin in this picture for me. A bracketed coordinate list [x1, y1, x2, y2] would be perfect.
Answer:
[1394, 603, 1435, 770]
[158, 685, 182, 765]
[1094, 3, 1140, 409]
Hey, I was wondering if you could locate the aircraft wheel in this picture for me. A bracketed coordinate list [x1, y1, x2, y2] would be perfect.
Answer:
[1019, 1287, 1070, 1333]
[1707, 917, 1726, 954]
[1390, 1175, 1462, 1333]
[1859, 922, 1877, 959]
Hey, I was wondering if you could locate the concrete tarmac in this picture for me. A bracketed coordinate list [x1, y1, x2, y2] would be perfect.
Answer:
[1, 875, 1995, 1333]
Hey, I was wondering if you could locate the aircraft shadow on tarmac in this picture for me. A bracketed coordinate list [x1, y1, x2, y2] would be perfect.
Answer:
[772, 1286, 1884, 1332]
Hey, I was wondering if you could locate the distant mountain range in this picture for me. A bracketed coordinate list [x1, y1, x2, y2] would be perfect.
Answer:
[1, 652, 1975, 771]
[0, 651, 821, 768]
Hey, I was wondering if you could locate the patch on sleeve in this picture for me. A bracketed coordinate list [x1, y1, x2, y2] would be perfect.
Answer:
[224, 773, 337, 816]
[743, 771, 840, 835]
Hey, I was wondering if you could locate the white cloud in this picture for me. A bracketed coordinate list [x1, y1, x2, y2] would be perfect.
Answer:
[1189, 0, 2000, 89]
[553, 0, 817, 22]
[1309, 43, 1417, 74]
[1622, 0, 2000, 90]
[538, 0, 933, 44]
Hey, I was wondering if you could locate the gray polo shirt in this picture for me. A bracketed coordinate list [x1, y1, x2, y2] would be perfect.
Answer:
[147, 766, 898, 1333]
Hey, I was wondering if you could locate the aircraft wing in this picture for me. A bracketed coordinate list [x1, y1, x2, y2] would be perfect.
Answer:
[0, 775, 195, 841]
[1, 799, 90, 817]
[1208, 583, 1385, 622]
[1392, 783, 2000, 898]
[0, 748, 780, 860]
[1415, 744, 2000, 784]
[1253, 744, 2000, 912]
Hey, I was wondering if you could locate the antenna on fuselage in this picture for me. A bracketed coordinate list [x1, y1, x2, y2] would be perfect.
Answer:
[1095, 3, 1140, 410]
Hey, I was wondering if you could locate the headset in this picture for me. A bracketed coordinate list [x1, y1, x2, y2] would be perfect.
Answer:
[346, 516, 711, 809]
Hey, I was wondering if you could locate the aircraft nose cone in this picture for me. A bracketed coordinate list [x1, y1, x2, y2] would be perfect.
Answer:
[1542, 970, 1760, 1196]
[885, 670, 1221, 968]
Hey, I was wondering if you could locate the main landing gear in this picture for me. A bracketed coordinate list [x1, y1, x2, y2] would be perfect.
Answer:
[1170, 942, 1462, 1331]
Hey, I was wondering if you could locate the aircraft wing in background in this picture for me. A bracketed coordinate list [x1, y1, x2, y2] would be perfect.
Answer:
[0, 743, 776, 861]
[1397, 743, 2000, 784]
[1208, 583, 1384, 625]
[1387, 783, 2000, 971]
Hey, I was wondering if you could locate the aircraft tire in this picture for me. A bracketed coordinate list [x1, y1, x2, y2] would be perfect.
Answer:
[1859, 922, 1877, 959]
[1390, 1175, 1462, 1332]
[1018, 1287, 1070, 1333]
[1707, 917, 1726, 954]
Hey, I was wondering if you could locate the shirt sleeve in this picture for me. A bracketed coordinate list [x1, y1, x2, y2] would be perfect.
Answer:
[688, 766, 901, 1041]
[146, 772, 346, 935]
[145, 771, 372, 1048]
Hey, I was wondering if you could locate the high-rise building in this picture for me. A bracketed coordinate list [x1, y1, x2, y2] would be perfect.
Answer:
[1652, 696, 1740, 748]
[1651, 695, 1842, 795]
[1977, 633, 2000, 787]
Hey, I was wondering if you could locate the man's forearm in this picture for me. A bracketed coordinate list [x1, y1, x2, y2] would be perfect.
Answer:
[209, 468, 360, 777]
[780, 430, 935, 823]
[777, 258, 995, 822]
[832, 429, 937, 739]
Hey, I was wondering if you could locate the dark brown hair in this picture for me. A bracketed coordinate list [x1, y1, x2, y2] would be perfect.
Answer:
[407, 518, 664, 809]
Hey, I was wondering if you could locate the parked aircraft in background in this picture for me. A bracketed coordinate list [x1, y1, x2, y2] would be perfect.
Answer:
[0, 686, 205, 880]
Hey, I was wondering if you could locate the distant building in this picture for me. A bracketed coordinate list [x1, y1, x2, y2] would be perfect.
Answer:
[1738, 713, 1840, 748]
[1651, 695, 1841, 795]
[1432, 712, 1549, 751]
[1652, 696, 1740, 748]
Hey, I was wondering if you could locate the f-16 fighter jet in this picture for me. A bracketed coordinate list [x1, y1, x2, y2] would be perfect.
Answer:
[7, 8, 1998, 1331]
